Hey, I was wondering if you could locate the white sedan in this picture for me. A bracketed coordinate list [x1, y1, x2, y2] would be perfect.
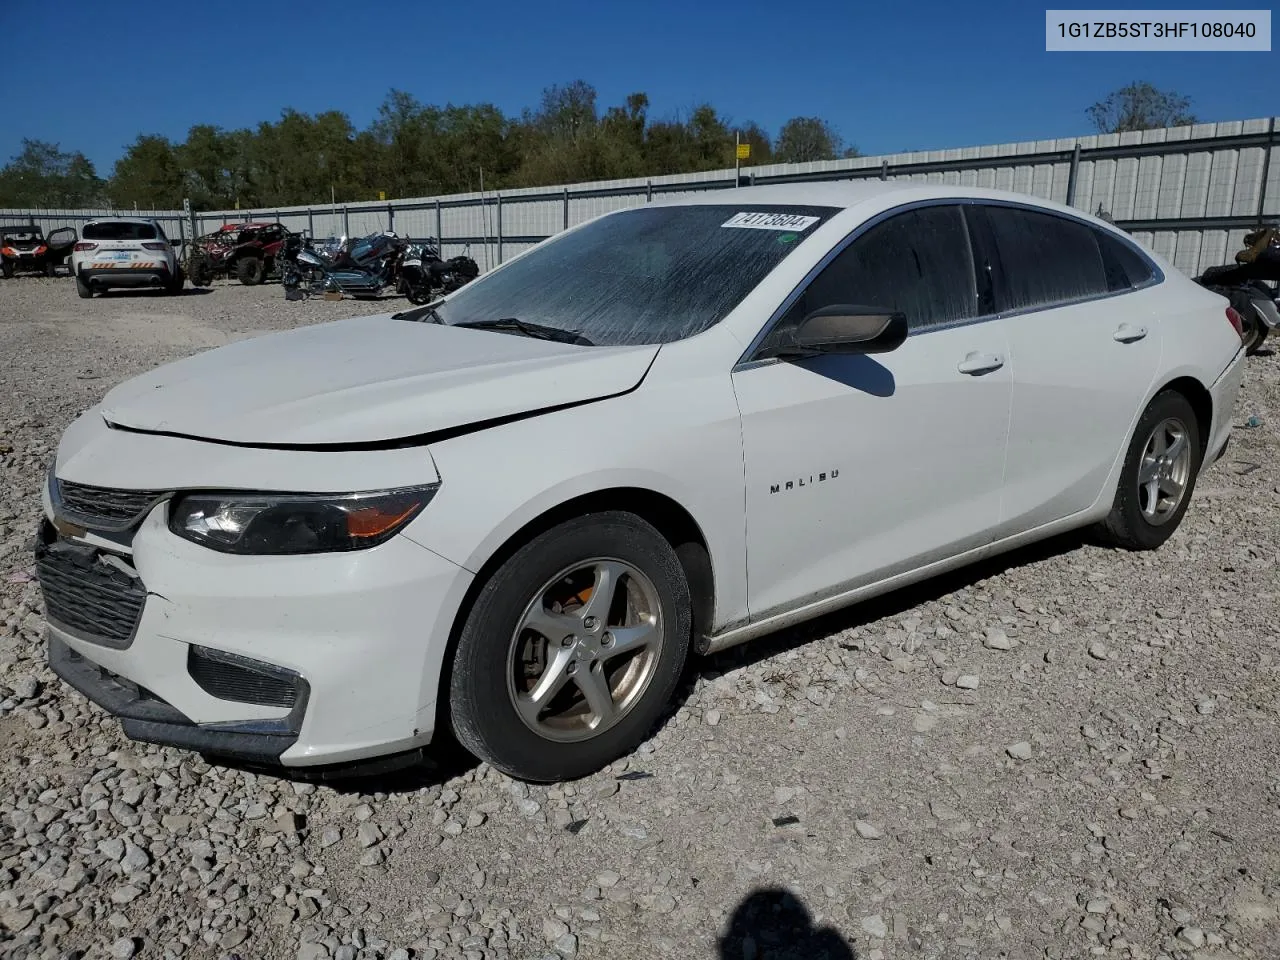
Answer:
[39, 183, 1246, 782]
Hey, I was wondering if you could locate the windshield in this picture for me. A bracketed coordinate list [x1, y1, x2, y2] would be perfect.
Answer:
[430, 204, 837, 346]
[82, 221, 158, 241]
[3, 229, 41, 243]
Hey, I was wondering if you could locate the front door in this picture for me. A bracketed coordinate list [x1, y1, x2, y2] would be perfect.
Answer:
[732, 204, 1014, 620]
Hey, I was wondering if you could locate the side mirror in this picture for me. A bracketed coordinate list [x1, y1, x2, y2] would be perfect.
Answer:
[772, 304, 909, 357]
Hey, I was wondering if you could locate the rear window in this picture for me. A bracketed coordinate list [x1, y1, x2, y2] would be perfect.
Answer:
[82, 222, 158, 241]
[1098, 230, 1157, 291]
[984, 206, 1108, 312]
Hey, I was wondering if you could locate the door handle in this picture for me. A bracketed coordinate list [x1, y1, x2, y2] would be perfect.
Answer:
[1113, 323, 1148, 343]
[957, 352, 1005, 375]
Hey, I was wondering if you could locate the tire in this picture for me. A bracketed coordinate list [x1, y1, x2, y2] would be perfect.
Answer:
[1, 261, 12, 279]
[1096, 390, 1202, 550]
[449, 511, 692, 782]
[236, 256, 265, 285]
[1249, 325, 1270, 356]
[75, 274, 93, 299]
[165, 267, 185, 295]
[189, 257, 213, 288]
[43, 261, 56, 278]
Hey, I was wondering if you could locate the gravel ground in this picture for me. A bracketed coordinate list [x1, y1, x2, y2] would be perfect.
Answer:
[1, 276, 1279, 960]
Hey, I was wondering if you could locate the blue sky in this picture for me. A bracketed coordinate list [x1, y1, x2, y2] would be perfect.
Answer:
[1, 0, 1273, 173]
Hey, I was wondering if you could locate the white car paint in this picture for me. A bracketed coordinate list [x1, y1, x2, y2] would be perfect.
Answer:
[41, 182, 1246, 768]
[100, 315, 659, 445]
[71, 217, 180, 293]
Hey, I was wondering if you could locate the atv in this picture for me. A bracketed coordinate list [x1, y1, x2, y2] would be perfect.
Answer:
[187, 221, 295, 287]
[1, 225, 77, 278]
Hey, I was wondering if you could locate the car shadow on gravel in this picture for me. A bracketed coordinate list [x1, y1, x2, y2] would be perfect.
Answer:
[96, 287, 215, 298]
[717, 887, 857, 959]
[205, 531, 1090, 796]
[689, 529, 1091, 693]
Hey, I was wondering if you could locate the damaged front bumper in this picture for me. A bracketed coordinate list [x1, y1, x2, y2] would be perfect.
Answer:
[37, 437, 475, 770]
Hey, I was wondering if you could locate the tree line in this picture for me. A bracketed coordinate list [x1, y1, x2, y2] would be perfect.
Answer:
[0, 81, 1194, 212]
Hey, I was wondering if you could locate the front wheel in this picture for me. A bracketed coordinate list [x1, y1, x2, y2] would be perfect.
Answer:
[1096, 390, 1202, 550]
[449, 512, 692, 782]
[236, 256, 265, 285]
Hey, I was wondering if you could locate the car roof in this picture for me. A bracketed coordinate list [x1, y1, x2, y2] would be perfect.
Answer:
[649, 180, 1109, 227]
[82, 216, 161, 225]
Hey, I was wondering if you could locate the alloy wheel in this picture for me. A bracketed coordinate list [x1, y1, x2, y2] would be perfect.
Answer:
[506, 558, 664, 743]
[1137, 416, 1192, 525]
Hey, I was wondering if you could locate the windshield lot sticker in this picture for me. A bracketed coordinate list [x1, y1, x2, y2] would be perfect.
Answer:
[722, 212, 821, 231]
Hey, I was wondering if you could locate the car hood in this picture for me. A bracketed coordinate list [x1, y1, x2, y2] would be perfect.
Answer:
[99, 314, 659, 446]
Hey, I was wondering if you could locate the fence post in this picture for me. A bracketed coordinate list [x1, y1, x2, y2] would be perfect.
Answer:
[1066, 143, 1082, 208]
[1256, 116, 1276, 222]
[562, 187, 569, 230]
[388, 203, 395, 232]
[342, 206, 350, 238]
[496, 193, 503, 264]
[880, 160, 888, 181]
[646, 180, 653, 202]
[307, 209, 314, 238]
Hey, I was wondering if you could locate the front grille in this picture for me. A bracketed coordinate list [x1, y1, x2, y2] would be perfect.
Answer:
[35, 538, 146, 647]
[57, 480, 166, 527]
[188, 646, 301, 709]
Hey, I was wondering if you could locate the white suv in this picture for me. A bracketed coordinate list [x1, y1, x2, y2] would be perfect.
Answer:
[72, 218, 184, 298]
[39, 183, 1245, 782]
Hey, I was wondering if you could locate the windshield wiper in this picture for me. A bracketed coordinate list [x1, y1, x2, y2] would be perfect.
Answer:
[455, 317, 594, 346]
[392, 304, 444, 324]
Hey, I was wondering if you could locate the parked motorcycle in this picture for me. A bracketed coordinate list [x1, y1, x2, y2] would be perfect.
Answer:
[398, 239, 480, 304]
[281, 230, 407, 300]
[1195, 225, 1280, 355]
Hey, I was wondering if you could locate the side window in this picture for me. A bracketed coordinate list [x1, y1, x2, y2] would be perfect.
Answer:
[984, 206, 1108, 311]
[778, 205, 978, 338]
[1097, 229, 1156, 291]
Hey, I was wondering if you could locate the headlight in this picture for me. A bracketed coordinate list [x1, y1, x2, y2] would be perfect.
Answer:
[167, 485, 438, 555]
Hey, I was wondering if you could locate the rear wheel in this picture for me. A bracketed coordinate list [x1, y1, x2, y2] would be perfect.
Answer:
[75, 274, 93, 299]
[43, 261, 56, 278]
[1096, 390, 1202, 550]
[449, 512, 692, 782]
[236, 256, 265, 285]
[165, 267, 185, 295]
[1, 260, 12, 279]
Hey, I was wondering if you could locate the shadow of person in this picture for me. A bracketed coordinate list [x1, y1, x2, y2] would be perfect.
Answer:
[718, 887, 857, 960]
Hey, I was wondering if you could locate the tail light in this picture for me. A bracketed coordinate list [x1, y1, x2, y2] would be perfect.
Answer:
[73, 242, 98, 252]
[142, 242, 167, 251]
[0, 247, 13, 257]
[1225, 306, 1245, 340]
[34, 245, 47, 255]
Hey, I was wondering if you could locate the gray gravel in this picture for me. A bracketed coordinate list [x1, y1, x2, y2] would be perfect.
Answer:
[2, 275, 1280, 959]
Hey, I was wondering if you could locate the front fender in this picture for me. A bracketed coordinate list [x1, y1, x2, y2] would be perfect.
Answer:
[400, 380, 749, 633]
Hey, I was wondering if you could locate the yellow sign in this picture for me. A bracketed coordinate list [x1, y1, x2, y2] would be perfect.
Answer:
[378, 190, 386, 201]
[736, 143, 751, 160]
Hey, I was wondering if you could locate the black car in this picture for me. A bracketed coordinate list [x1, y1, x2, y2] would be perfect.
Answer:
[1, 225, 77, 278]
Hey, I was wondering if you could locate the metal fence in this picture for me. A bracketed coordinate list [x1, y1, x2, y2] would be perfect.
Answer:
[3, 115, 1277, 277]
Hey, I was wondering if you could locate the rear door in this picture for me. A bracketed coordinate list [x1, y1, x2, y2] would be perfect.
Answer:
[977, 204, 1163, 534]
